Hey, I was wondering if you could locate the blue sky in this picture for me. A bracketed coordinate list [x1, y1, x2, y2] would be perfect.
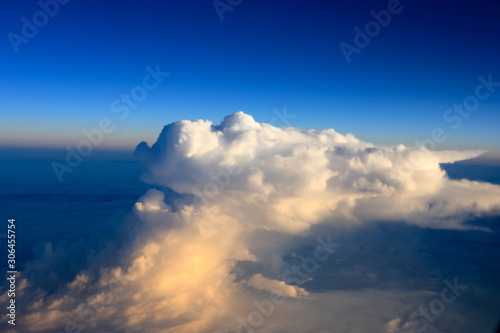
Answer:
[1, 0, 499, 153]
[2, 3, 500, 331]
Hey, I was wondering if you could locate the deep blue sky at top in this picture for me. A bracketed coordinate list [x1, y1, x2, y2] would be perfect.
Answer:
[1, 0, 499, 152]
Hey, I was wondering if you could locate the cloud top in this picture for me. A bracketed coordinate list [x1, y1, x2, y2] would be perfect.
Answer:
[7, 112, 500, 332]
[136, 111, 499, 231]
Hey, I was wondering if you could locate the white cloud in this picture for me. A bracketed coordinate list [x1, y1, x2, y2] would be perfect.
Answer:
[135, 111, 500, 231]
[247, 273, 309, 299]
[8, 112, 500, 332]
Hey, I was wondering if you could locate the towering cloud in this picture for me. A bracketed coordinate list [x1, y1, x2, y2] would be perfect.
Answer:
[5, 112, 500, 332]
[135, 111, 497, 231]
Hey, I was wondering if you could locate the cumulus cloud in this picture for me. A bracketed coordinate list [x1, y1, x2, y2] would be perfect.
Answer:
[5, 112, 500, 332]
[135, 111, 499, 231]
[247, 273, 309, 299]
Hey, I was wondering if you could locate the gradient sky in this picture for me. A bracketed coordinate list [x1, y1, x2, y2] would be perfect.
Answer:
[1, 0, 499, 153]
